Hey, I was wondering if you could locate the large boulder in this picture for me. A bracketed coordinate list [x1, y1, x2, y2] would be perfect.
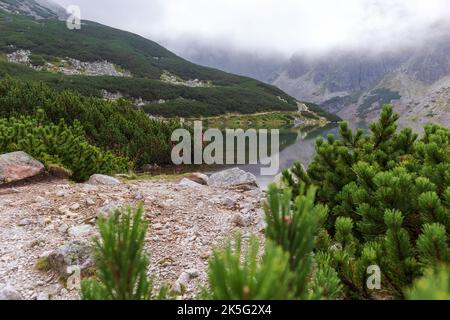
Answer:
[0, 151, 44, 184]
[47, 240, 94, 277]
[208, 168, 258, 189]
[88, 174, 121, 186]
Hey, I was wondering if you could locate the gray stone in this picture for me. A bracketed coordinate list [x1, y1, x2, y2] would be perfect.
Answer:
[70, 203, 81, 211]
[18, 219, 32, 226]
[179, 178, 202, 188]
[208, 196, 238, 209]
[0, 285, 22, 300]
[88, 174, 121, 186]
[231, 213, 253, 227]
[0, 151, 44, 184]
[68, 224, 94, 238]
[47, 241, 93, 277]
[85, 197, 96, 206]
[185, 172, 209, 185]
[97, 201, 123, 219]
[171, 270, 198, 295]
[36, 292, 49, 301]
[208, 168, 258, 189]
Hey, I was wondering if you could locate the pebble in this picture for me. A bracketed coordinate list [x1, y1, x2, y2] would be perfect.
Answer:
[70, 203, 81, 211]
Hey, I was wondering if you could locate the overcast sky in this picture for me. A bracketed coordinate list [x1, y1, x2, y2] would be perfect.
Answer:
[53, 0, 450, 57]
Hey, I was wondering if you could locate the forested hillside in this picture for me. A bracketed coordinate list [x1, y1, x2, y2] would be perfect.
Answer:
[0, 9, 304, 117]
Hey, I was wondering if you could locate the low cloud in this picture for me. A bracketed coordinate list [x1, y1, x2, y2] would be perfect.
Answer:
[54, 0, 449, 56]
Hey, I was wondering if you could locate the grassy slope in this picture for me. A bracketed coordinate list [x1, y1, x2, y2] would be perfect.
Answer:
[0, 10, 309, 117]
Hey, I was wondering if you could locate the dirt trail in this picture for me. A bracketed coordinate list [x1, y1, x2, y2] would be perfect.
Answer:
[0, 178, 263, 300]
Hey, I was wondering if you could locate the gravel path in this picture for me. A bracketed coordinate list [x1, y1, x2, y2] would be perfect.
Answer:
[0, 178, 263, 300]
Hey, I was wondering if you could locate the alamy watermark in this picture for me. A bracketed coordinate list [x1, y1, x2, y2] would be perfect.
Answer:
[366, 265, 381, 290]
[66, 5, 81, 30]
[171, 122, 280, 176]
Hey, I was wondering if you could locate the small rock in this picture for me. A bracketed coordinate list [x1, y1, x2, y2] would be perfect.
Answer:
[208, 167, 258, 189]
[179, 178, 202, 188]
[0, 285, 22, 300]
[47, 241, 93, 277]
[34, 196, 46, 203]
[209, 196, 237, 209]
[186, 269, 199, 278]
[81, 184, 99, 193]
[153, 223, 163, 230]
[18, 218, 32, 226]
[88, 174, 121, 186]
[184, 172, 209, 185]
[36, 292, 49, 301]
[56, 191, 67, 197]
[58, 205, 69, 214]
[172, 271, 193, 295]
[70, 203, 81, 211]
[58, 223, 69, 234]
[200, 250, 211, 260]
[231, 213, 253, 227]
[97, 201, 123, 219]
[85, 197, 95, 206]
[68, 224, 94, 238]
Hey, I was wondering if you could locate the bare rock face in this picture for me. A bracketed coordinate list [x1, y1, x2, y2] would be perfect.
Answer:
[88, 174, 121, 186]
[0, 151, 44, 184]
[208, 168, 258, 189]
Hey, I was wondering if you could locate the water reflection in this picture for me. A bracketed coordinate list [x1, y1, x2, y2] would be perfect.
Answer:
[239, 123, 339, 189]
[203, 122, 340, 189]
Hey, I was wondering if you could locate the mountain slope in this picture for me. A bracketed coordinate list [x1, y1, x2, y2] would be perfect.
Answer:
[179, 26, 449, 130]
[0, 0, 66, 20]
[0, 2, 308, 118]
[271, 31, 450, 130]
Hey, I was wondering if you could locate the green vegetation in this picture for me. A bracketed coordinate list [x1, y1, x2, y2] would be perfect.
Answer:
[282, 105, 449, 299]
[203, 186, 342, 300]
[304, 102, 342, 122]
[81, 206, 168, 300]
[407, 265, 450, 300]
[0, 110, 129, 181]
[205, 236, 294, 300]
[0, 10, 304, 117]
[192, 111, 308, 130]
[0, 78, 182, 168]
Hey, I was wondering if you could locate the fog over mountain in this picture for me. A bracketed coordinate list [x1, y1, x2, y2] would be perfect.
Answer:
[53, 0, 449, 56]
[51, 1, 450, 129]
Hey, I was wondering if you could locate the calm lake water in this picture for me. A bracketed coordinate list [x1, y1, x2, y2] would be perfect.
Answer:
[205, 122, 340, 189]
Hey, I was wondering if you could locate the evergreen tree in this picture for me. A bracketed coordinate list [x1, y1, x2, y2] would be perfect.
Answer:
[0, 110, 129, 181]
[206, 185, 342, 300]
[283, 105, 450, 299]
[81, 206, 168, 300]
[206, 235, 294, 300]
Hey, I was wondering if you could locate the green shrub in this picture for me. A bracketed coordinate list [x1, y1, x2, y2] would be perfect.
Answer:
[283, 105, 450, 299]
[205, 235, 294, 300]
[407, 265, 450, 300]
[81, 206, 167, 300]
[206, 185, 342, 300]
[0, 78, 184, 167]
[0, 110, 129, 181]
